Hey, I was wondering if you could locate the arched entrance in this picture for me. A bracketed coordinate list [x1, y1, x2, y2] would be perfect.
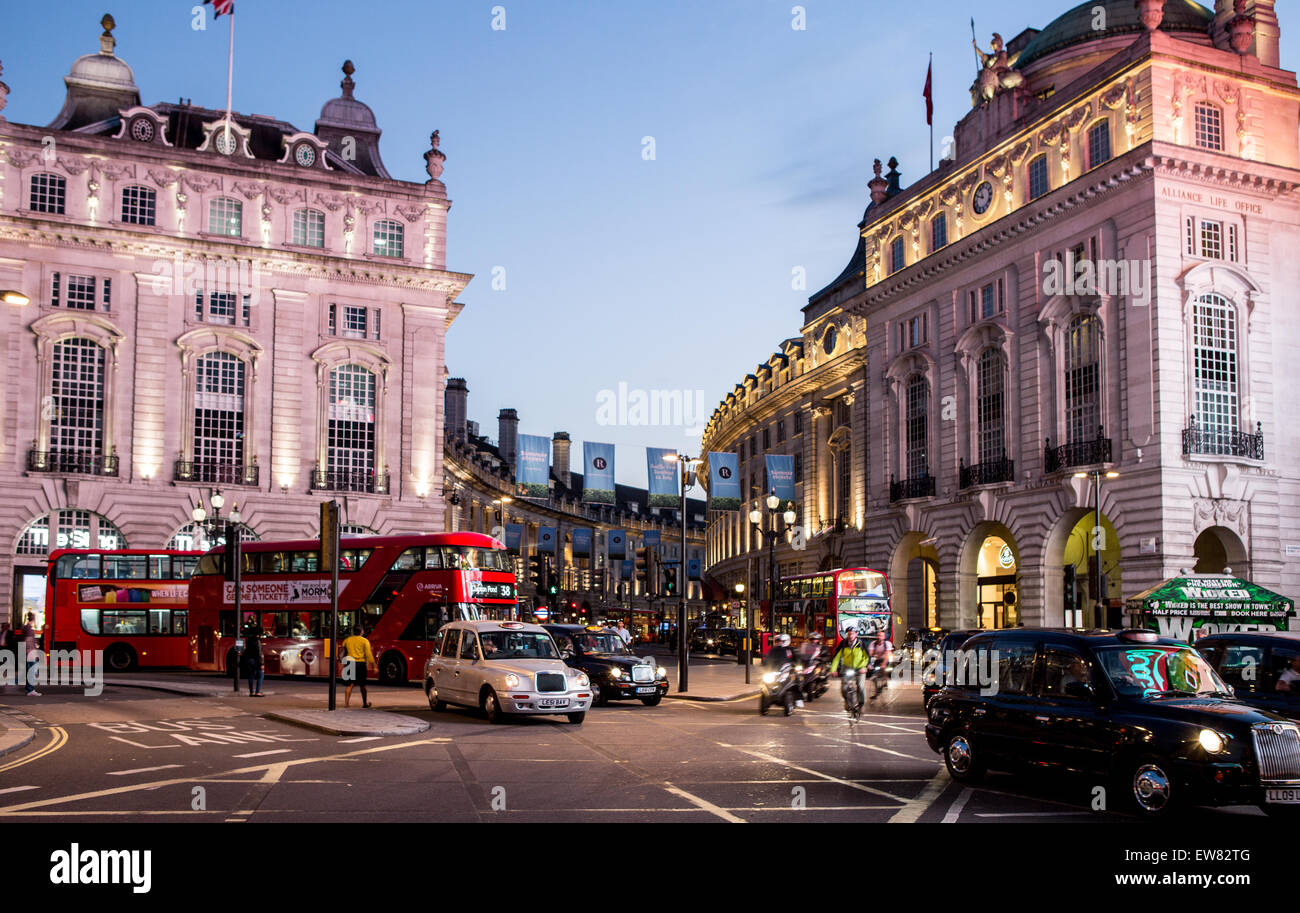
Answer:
[1193, 527, 1248, 575]
[890, 532, 939, 635]
[961, 524, 1021, 630]
[1060, 512, 1123, 628]
[11, 510, 128, 629]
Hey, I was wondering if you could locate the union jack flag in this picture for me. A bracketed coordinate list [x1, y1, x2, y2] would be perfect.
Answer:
[205, 0, 234, 16]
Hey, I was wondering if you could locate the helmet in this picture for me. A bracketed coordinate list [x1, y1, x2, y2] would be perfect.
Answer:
[775, 634, 791, 647]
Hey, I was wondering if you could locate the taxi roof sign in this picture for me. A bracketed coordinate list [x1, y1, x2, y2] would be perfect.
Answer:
[499, 621, 525, 629]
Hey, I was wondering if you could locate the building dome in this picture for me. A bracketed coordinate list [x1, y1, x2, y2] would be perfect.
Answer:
[47, 14, 141, 130]
[65, 49, 138, 94]
[317, 94, 378, 130]
[1016, 0, 1213, 68]
[314, 60, 390, 178]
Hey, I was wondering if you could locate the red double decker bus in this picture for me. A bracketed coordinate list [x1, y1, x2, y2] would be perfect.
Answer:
[188, 532, 516, 684]
[768, 567, 894, 645]
[43, 548, 203, 672]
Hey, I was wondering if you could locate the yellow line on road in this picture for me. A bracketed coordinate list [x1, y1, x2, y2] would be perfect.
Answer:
[0, 727, 67, 774]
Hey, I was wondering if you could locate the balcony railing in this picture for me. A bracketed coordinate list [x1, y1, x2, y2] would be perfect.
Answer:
[959, 454, 1015, 489]
[1182, 417, 1264, 460]
[1044, 427, 1112, 473]
[27, 449, 119, 476]
[312, 468, 390, 494]
[890, 472, 936, 502]
[174, 460, 259, 486]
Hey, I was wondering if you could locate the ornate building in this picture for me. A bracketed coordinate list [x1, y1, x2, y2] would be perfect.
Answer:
[0, 19, 470, 624]
[441, 379, 710, 638]
[704, 0, 1299, 636]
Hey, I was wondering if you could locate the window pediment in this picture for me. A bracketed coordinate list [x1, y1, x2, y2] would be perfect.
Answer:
[1179, 261, 1259, 313]
[31, 313, 124, 350]
[177, 327, 264, 367]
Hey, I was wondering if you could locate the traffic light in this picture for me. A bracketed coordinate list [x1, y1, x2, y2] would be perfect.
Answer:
[1063, 565, 1077, 616]
[663, 566, 676, 596]
[529, 555, 546, 591]
[635, 547, 650, 593]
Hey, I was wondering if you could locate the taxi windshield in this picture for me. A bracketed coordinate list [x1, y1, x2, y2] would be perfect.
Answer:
[573, 632, 630, 655]
[478, 631, 559, 660]
[1096, 645, 1232, 699]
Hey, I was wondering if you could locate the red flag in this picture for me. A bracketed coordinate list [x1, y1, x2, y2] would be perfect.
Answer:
[205, 0, 234, 16]
[923, 60, 933, 126]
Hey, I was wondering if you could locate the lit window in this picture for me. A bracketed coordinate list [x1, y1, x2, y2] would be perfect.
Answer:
[193, 352, 246, 472]
[1192, 294, 1239, 452]
[208, 197, 243, 236]
[372, 219, 404, 258]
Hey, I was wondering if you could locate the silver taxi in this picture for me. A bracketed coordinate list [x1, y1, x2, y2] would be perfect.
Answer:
[424, 620, 593, 724]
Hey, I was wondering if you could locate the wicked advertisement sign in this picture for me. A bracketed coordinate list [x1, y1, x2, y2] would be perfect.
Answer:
[1127, 575, 1295, 640]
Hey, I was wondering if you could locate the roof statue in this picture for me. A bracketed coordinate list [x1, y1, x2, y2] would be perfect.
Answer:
[971, 31, 1024, 106]
[424, 129, 446, 183]
[100, 13, 116, 55]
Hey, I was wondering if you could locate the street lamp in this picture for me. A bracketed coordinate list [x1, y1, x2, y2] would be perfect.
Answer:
[492, 496, 515, 619]
[191, 489, 243, 692]
[734, 582, 750, 682]
[663, 453, 701, 693]
[750, 492, 797, 657]
[1075, 469, 1119, 628]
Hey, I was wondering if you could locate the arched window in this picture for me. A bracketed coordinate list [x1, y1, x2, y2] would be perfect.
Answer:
[192, 352, 246, 479]
[49, 338, 107, 470]
[977, 348, 1006, 465]
[292, 208, 325, 247]
[1193, 102, 1224, 152]
[1086, 121, 1111, 170]
[1064, 315, 1101, 444]
[30, 172, 66, 214]
[372, 219, 404, 258]
[1028, 154, 1050, 201]
[15, 510, 125, 556]
[905, 374, 929, 479]
[167, 521, 259, 552]
[120, 185, 157, 225]
[327, 365, 378, 491]
[208, 196, 243, 236]
[1192, 294, 1239, 449]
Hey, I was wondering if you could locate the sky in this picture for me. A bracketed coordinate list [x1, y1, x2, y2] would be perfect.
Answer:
[4, 0, 1296, 487]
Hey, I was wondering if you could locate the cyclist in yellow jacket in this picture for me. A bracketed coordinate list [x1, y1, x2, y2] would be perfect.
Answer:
[830, 627, 870, 715]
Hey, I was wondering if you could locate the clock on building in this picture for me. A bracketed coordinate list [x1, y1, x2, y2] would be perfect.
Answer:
[972, 181, 994, 215]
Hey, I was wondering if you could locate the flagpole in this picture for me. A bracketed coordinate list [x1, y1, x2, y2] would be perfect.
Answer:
[223, 11, 234, 144]
[929, 52, 934, 173]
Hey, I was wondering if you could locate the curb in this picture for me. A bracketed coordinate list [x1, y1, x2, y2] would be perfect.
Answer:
[664, 690, 762, 703]
[0, 710, 36, 758]
[263, 710, 430, 737]
[102, 677, 227, 697]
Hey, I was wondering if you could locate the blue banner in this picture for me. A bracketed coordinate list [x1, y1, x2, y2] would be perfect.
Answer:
[607, 529, 626, 559]
[537, 526, 558, 554]
[688, 558, 702, 581]
[621, 559, 634, 580]
[583, 441, 616, 504]
[765, 454, 796, 503]
[643, 530, 661, 546]
[707, 452, 741, 511]
[503, 523, 523, 555]
[646, 447, 679, 508]
[516, 433, 551, 497]
[572, 527, 593, 558]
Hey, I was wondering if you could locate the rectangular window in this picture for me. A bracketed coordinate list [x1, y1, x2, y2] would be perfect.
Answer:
[51, 271, 60, 307]
[890, 237, 905, 274]
[328, 303, 336, 336]
[65, 275, 96, 310]
[762, 428, 771, 449]
[373, 309, 382, 341]
[1200, 220, 1223, 260]
[980, 283, 996, 319]
[30, 173, 67, 214]
[1087, 122, 1111, 170]
[120, 186, 156, 225]
[1228, 226, 1239, 263]
[1193, 297, 1239, 448]
[794, 453, 803, 484]
[293, 209, 325, 248]
[1028, 156, 1050, 201]
[102, 278, 111, 312]
[209, 292, 236, 325]
[793, 412, 802, 435]
[776, 420, 785, 443]
[1194, 103, 1224, 152]
[931, 214, 947, 252]
[343, 305, 368, 339]
[1186, 217, 1195, 256]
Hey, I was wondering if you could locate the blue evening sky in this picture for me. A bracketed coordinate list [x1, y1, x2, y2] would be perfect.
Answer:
[4, 1, 1294, 487]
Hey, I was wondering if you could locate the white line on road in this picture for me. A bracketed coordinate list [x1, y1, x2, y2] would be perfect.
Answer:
[888, 770, 951, 823]
[338, 737, 381, 743]
[717, 743, 908, 802]
[0, 786, 40, 795]
[106, 765, 183, 776]
[661, 784, 747, 823]
[943, 787, 973, 823]
[809, 731, 938, 762]
[232, 749, 293, 759]
[973, 811, 1094, 818]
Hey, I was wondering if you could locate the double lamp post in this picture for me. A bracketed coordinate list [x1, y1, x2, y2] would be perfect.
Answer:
[750, 492, 796, 669]
[191, 490, 243, 694]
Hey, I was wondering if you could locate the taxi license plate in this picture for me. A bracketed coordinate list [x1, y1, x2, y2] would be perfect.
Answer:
[537, 698, 569, 708]
[636, 687, 657, 694]
[1266, 788, 1300, 804]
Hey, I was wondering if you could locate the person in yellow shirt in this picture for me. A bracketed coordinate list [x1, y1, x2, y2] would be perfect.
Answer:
[340, 625, 376, 708]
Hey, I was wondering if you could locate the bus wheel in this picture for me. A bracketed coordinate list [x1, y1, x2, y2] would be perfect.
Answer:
[105, 644, 137, 673]
[379, 652, 407, 686]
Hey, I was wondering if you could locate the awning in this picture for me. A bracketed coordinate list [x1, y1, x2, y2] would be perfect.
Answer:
[1126, 574, 1294, 639]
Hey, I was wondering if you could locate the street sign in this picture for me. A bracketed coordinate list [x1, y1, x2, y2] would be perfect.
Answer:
[535, 607, 550, 621]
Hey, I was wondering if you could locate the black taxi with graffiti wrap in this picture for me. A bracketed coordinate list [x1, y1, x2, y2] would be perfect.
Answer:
[925, 628, 1300, 817]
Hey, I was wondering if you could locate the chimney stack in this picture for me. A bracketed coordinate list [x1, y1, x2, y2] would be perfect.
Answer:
[552, 432, 571, 491]
[1247, 0, 1280, 68]
[498, 409, 519, 470]
[445, 378, 468, 443]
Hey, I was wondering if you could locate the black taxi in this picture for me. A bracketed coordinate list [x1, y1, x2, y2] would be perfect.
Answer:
[925, 628, 1300, 817]
[543, 624, 669, 706]
[1195, 631, 1300, 721]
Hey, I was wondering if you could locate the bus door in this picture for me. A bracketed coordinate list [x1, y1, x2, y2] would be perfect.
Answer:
[13, 565, 47, 636]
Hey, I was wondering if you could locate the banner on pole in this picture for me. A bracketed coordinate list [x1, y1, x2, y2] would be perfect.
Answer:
[572, 528, 593, 559]
[646, 447, 679, 507]
[707, 452, 741, 511]
[607, 529, 627, 559]
[516, 434, 551, 498]
[583, 442, 616, 504]
[765, 454, 796, 503]
[537, 526, 558, 554]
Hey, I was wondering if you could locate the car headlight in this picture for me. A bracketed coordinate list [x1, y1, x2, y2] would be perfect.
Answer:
[575, 672, 590, 687]
[762, 672, 777, 685]
[657, 666, 667, 678]
[504, 673, 522, 689]
[1198, 729, 1226, 754]
[609, 668, 623, 679]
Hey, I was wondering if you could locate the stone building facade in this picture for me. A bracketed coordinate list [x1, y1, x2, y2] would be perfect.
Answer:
[703, 0, 1299, 637]
[0, 20, 469, 624]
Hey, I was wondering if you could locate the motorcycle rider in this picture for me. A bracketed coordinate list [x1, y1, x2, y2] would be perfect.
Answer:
[764, 633, 803, 708]
[798, 633, 825, 701]
[830, 627, 870, 715]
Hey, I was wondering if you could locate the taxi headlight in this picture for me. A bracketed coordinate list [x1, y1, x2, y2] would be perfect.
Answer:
[573, 671, 590, 688]
[609, 668, 623, 679]
[504, 673, 522, 689]
[657, 666, 667, 679]
[1198, 729, 1226, 754]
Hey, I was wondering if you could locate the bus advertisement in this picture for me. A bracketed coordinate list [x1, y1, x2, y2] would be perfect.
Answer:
[43, 549, 203, 672]
[767, 567, 893, 649]
[188, 532, 517, 685]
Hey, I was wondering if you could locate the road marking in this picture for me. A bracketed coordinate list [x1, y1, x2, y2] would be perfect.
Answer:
[0, 786, 39, 795]
[888, 770, 950, 823]
[809, 731, 938, 762]
[232, 749, 293, 759]
[943, 787, 973, 823]
[0, 727, 67, 774]
[716, 743, 907, 802]
[338, 736, 381, 743]
[661, 784, 747, 823]
[107, 765, 183, 777]
[109, 736, 180, 750]
[973, 811, 1094, 818]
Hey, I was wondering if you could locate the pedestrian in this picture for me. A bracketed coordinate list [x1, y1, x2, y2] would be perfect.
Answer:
[21, 612, 40, 696]
[243, 629, 265, 696]
[616, 621, 632, 645]
[340, 625, 375, 708]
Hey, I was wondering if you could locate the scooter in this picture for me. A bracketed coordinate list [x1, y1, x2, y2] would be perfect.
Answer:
[759, 663, 804, 716]
[801, 654, 830, 702]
